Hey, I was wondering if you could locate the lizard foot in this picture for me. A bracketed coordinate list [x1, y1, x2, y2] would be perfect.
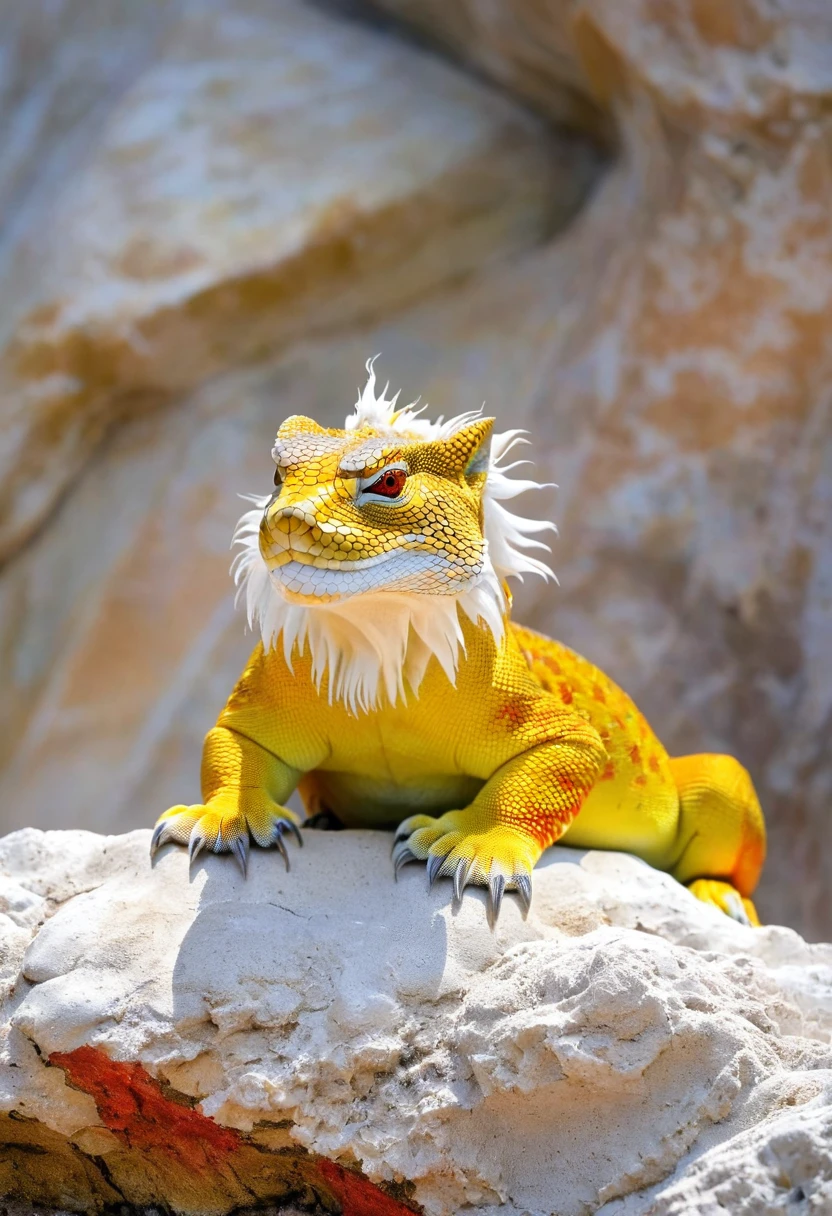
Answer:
[392, 810, 538, 924]
[687, 878, 761, 927]
[150, 797, 302, 877]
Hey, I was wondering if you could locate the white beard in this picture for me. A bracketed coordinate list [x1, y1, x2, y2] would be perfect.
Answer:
[233, 511, 506, 714]
[231, 358, 556, 716]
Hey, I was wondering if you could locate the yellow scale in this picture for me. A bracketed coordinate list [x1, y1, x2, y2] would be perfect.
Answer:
[152, 396, 765, 926]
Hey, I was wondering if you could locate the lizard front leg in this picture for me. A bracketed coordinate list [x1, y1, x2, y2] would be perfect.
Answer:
[394, 710, 605, 922]
[150, 725, 303, 875]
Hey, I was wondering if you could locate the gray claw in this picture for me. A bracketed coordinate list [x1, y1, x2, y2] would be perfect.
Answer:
[273, 827, 290, 872]
[724, 891, 752, 927]
[150, 822, 168, 858]
[488, 872, 506, 927]
[393, 824, 411, 845]
[285, 819, 303, 849]
[393, 843, 418, 880]
[230, 834, 249, 878]
[188, 831, 206, 865]
[453, 857, 472, 903]
[426, 853, 443, 890]
[514, 872, 532, 915]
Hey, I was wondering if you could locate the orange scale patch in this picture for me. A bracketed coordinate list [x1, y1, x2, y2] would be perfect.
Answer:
[496, 700, 533, 728]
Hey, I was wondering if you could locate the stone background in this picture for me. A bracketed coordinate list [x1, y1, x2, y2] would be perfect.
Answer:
[0, 0, 830, 941]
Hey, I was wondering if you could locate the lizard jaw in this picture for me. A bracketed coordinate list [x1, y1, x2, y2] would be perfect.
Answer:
[265, 551, 483, 604]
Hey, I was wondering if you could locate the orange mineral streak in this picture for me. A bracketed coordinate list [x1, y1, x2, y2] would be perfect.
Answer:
[50, 1046, 241, 1171]
[317, 1159, 420, 1216]
[50, 1047, 418, 1214]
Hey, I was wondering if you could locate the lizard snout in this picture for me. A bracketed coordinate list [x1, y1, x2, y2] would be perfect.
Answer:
[260, 496, 348, 567]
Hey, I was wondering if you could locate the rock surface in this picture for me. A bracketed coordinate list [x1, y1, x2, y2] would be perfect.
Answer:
[0, 0, 590, 564]
[370, 0, 605, 135]
[1, 827, 831, 1215]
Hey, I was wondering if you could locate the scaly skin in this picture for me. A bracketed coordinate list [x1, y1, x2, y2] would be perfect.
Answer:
[152, 387, 766, 923]
[154, 616, 765, 924]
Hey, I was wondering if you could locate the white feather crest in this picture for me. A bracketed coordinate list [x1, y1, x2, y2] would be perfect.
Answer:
[232, 358, 556, 714]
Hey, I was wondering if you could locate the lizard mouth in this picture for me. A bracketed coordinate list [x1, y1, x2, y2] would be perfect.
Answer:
[267, 551, 406, 603]
[260, 505, 483, 602]
[265, 549, 480, 603]
[269, 555, 477, 603]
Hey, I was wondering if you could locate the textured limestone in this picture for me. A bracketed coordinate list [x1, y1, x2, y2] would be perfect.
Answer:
[0, 0, 590, 564]
[0, 828, 830, 1215]
[369, 0, 604, 134]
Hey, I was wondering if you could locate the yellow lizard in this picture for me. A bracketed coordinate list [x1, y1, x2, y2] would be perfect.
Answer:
[151, 360, 765, 925]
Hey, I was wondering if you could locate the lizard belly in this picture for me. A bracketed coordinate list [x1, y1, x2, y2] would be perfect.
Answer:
[301, 770, 484, 830]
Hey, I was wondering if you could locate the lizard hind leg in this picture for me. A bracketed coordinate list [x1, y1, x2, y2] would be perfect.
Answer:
[668, 754, 766, 926]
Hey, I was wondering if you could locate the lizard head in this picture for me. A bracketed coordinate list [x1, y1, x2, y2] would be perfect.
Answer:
[258, 412, 494, 603]
[233, 358, 554, 710]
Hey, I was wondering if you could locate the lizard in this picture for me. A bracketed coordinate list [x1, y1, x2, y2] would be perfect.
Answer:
[150, 358, 766, 925]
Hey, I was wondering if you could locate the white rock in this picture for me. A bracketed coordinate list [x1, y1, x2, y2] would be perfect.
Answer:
[1, 827, 830, 1215]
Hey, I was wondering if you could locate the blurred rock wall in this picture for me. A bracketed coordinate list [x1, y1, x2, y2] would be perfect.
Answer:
[1, 0, 831, 941]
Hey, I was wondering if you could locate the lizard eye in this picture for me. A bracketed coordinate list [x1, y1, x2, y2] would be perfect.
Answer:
[365, 468, 407, 499]
[273, 465, 285, 488]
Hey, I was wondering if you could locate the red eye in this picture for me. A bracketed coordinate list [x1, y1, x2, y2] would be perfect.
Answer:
[367, 468, 407, 498]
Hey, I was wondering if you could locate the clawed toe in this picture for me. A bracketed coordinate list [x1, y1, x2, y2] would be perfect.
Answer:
[229, 834, 249, 877]
[150, 817, 166, 856]
[488, 871, 506, 925]
[150, 803, 303, 876]
[453, 856, 473, 901]
[150, 814, 194, 858]
[284, 819, 303, 849]
[188, 830, 207, 864]
[514, 871, 532, 915]
[426, 853, 444, 889]
[391, 816, 534, 922]
[392, 841, 418, 878]
[266, 818, 302, 871]
[687, 878, 761, 927]
[150, 821, 168, 858]
[723, 890, 753, 927]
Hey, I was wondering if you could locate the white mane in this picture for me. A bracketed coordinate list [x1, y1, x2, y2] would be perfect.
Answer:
[232, 357, 555, 714]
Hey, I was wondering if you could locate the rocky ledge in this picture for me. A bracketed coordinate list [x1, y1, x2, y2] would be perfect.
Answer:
[1, 828, 831, 1215]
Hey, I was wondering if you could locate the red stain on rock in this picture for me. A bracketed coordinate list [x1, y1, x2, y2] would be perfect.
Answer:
[318, 1158, 417, 1216]
[51, 1046, 419, 1214]
[50, 1046, 241, 1171]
